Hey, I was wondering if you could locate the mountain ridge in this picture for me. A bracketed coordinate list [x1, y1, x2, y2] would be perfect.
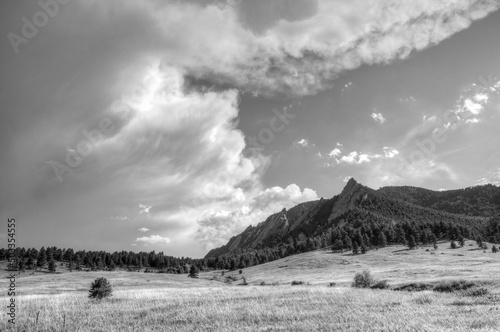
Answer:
[204, 179, 500, 258]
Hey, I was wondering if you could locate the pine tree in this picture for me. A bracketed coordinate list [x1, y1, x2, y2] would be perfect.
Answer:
[188, 265, 199, 278]
[37, 247, 47, 269]
[88, 277, 112, 300]
[378, 232, 387, 248]
[352, 241, 359, 254]
[344, 236, 353, 251]
[48, 260, 56, 273]
[361, 243, 367, 254]
[408, 235, 417, 250]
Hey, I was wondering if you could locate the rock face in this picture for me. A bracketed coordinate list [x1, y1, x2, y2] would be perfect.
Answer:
[204, 178, 500, 258]
[205, 178, 367, 258]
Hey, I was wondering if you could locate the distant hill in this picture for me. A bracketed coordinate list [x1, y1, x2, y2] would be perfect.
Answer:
[205, 179, 500, 258]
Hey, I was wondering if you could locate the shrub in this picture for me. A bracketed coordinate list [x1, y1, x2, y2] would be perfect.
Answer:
[291, 280, 305, 285]
[492, 245, 498, 253]
[88, 277, 112, 300]
[464, 288, 489, 297]
[393, 282, 433, 292]
[188, 265, 199, 278]
[351, 270, 374, 288]
[328, 282, 337, 287]
[239, 269, 243, 274]
[371, 280, 390, 289]
[433, 280, 476, 293]
[414, 294, 433, 305]
[450, 241, 457, 249]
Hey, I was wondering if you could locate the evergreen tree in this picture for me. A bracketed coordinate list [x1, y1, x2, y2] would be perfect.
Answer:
[378, 232, 387, 248]
[48, 260, 56, 273]
[361, 243, 367, 254]
[352, 241, 359, 254]
[408, 235, 417, 250]
[88, 277, 113, 300]
[188, 265, 199, 278]
[37, 247, 47, 269]
[344, 236, 353, 251]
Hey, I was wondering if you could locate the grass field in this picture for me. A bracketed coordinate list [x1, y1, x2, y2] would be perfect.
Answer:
[1, 241, 499, 331]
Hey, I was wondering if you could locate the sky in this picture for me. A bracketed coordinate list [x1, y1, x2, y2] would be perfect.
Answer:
[1, 0, 500, 258]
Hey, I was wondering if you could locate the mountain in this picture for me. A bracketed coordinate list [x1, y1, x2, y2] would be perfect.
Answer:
[205, 179, 500, 258]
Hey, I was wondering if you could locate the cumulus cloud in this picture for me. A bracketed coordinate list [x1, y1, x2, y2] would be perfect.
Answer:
[329, 148, 341, 158]
[138, 227, 150, 232]
[383, 147, 399, 158]
[74, 0, 500, 97]
[195, 183, 318, 249]
[135, 235, 171, 245]
[294, 138, 309, 147]
[371, 112, 386, 124]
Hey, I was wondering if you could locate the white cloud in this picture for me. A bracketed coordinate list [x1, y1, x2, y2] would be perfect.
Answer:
[138, 227, 150, 232]
[463, 99, 483, 115]
[339, 151, 382, 165]
[294, 138, 309, 147]
[110, 216, 128, 221]
[329, 148, 341, 158]
[195, 184, 318, 249]
[371, 112, 386, 124]
[139, 204, 152, 215]
[135, 235, 171, 245]
[383, 147, 399, 158]
[72, 0, 500, 97]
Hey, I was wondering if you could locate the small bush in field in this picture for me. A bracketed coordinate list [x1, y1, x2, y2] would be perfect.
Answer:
[414, 294, 433, 305]
[328, 282, 337, 287]
[291, 280, 305, 285]
[88, 277, 112, 300]
[351, 270, 374, 288]
[371, 280, 390, 289]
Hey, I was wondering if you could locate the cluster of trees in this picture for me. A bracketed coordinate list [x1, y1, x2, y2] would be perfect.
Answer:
[0, 247, 206, 274]
[204, 216, 500, 270]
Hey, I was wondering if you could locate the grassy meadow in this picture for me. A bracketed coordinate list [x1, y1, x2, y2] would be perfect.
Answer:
[1, 241, 499, 331]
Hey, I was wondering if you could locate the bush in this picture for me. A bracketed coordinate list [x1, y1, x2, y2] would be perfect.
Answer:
[351, 270, 374, 288]
[414, 294, 433, 305]
[393, 282, 433, 292]
[371, 280, 390, 289]
[88, 277, 112, 300]
[328, 282, 337, 287]
[464, 288, 489, 297]
[433, 280, 476, 293]
[291, 280, 305, 285]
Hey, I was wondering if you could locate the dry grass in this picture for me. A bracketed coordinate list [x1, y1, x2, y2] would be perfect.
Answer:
[1, 286, 499, 331]
[1, 241, 499, 331]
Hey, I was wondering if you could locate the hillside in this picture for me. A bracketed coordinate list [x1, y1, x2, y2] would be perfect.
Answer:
[208, 240, 500, 287]
[206, 179, 498, 258]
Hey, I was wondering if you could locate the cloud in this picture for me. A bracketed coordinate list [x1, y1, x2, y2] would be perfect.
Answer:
[294, 138, 309, 147]
[70, 0, 500, 98]
[371, 112, 386, 124]
[476, 168, 500, 186]
[135, 235, 171, 245]
[383, 147, 399, 158]
[110, 216, 128, 221]
[138, 227, 150, 232]
[328, 148, 341, 158]
[195, 183, 318, 249]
